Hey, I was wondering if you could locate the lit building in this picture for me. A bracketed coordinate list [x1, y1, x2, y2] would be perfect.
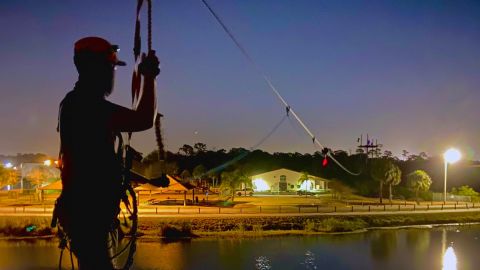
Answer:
[250, 168, 330, 193]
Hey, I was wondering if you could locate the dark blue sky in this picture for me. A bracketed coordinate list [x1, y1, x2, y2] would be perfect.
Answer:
[1, 0, 479, 159]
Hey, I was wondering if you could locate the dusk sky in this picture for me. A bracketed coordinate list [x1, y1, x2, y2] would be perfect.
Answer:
[1, 0, 479, 160]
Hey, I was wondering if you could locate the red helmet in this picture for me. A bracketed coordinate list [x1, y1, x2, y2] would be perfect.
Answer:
[74, 37, 126, 66]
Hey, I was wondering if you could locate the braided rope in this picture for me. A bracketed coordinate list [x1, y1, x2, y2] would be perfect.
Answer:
[147, 0, 152, 52]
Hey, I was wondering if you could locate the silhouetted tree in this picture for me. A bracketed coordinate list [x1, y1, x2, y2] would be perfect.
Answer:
[385, 163, 402, 203]
[193, 142, 207, 154]
[178, 144, 194, 156]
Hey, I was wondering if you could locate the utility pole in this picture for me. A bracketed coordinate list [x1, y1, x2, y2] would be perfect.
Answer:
[357, 134, 382, 159]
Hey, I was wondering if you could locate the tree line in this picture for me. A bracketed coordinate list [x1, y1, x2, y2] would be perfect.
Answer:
[139, 142, 480, 201]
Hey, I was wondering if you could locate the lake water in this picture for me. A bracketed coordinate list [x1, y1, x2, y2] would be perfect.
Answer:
[2, 225, 480, 269]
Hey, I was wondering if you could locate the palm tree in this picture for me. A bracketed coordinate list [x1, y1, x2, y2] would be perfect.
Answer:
[385, 163, 402, 203]
[193, 164, 206, 186]
[207, 170, 218, 188]
[220, 169, 248, 201]
[370, 159, 389, 204]
[407, 170, 432, 204]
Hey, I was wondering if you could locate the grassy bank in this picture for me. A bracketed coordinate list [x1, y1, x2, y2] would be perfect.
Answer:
[2, 211, 480, 239]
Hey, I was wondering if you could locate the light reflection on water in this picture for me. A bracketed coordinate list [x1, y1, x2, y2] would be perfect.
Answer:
[443, 247, 457, 270]
[255, 256, 272, 270]
[1, 225, 480, 269]
[302, 250, 317, 270]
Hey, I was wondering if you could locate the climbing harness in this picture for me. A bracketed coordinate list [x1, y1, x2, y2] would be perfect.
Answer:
[200, 0, 361, 176]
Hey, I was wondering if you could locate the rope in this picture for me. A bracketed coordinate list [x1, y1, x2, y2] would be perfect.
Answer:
[147, 0, 152, 52]
[200, 0, 360, 176]
[204, 114, 287, 176]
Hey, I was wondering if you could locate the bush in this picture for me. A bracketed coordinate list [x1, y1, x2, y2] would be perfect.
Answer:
[159, 222, 196, 239]
[303, 218, 367, 233]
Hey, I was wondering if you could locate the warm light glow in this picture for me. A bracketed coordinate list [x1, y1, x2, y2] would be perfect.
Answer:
[252, 178, 270, 191]
[300, 180, 315, 191]
[54, 160, 59, 165]
[4, 162, 13, 168]
[444, 148, 461, 164]
[44, 160, 52, 166]
[442, 246, 457, 270]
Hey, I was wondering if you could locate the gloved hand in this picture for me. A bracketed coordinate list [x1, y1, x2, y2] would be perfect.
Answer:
[138, 50, 160, 77]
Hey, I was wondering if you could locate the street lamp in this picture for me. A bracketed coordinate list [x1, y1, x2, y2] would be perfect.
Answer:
[443, 148, 461, 204]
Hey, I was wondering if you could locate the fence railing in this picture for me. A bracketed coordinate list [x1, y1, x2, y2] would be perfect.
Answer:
[1, 201, 479, 215]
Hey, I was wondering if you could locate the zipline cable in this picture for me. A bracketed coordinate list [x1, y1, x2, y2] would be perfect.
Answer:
[200, 0, 361, 176]
[204, 114, 288, 176]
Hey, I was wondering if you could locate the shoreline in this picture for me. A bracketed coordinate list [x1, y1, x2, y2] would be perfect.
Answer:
[1, 210, 480, 240]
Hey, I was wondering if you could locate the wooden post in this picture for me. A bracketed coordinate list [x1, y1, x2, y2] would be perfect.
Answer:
[368, 205, 371, 212]
[398, 205, 400, 211]
[156, 207, 158, 214]
[183, 191, 187, 206]
[218, 207, 221, 214]
[260, 206, 262, 213]
[177, 207, 180, 214]
[316, 205, 318, 213]
[427, 205, 429, 211]
[351, 205, 354, 212]
[198, 208, 201, 214]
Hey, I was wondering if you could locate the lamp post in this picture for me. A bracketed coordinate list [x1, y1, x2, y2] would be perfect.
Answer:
[443, 148, 461, 204]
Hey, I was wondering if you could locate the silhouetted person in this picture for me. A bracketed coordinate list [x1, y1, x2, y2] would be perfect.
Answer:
[56, 36, 159, 269]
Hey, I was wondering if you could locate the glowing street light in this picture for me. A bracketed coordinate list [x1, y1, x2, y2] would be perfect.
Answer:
[4, 162, 13, 168]
[443, 148, 461, 204]
[44, 160, 52, 166]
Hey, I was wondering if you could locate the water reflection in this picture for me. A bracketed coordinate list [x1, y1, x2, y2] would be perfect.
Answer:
[255, 256, 271, 270]
[2, 226, 480, 270]
[370, 230, 398, 261]
[441, 228, 457, 270]
[442, 247, 457, 270]
[302, 250, 317, 270]
[406, 229, 430, 255]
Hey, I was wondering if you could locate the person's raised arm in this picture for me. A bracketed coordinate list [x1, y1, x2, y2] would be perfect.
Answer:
[109, 51, 160, 132]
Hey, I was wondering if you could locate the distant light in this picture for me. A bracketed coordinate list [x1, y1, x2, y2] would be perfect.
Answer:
[252, 178, 269, 192]
[300, 180, 315, 191]
[442, 246, 457, 270]
[44, 160, 52, 166]
[444, 148, 461, 164]
[13, 167, 17, 170]
[4, 162, 13, 168]
[54, 160, 59, 166]
[6, 185, 10, 191]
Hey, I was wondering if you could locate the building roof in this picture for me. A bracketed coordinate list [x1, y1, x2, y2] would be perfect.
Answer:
[134, 175, 194, 192]
[250, 168, 330, 182]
